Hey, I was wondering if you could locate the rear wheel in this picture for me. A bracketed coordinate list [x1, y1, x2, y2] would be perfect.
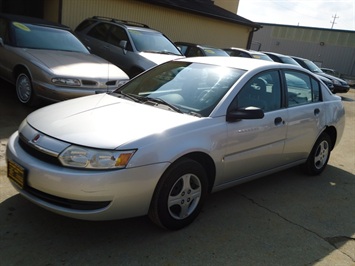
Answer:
[149, 158, 208, 230]
[303, 133, 332, 175]
[16, 72, 38, 106]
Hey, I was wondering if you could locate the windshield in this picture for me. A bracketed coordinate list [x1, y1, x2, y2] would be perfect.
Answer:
[12, 22, 89, 53]
[128, 29, 181, 55]
[115, 61, 245, 117]
[303, 59, 323, 73]
[251, 54, 273, 61]
[201, 47, 229, 56]
[280, 56, 300, 66]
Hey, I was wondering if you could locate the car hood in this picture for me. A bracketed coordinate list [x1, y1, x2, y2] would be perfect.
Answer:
[139, 52, 184, 65]
[26, 94, 198, 149]
[316, 72, 349, 85]
[24, 49, 128, 78]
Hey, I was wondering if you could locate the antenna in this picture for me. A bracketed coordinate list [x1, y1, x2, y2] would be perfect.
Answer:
[330, 13, 339, 29]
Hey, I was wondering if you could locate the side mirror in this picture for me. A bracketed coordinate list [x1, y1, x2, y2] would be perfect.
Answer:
[119, 40, 127, 49]
[226, 106, 264, 122]
[119, 40, 127, 55]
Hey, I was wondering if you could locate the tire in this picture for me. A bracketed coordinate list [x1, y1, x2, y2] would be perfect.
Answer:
[16, 72, 38, 106]
[303, 133, 332, 175]
[149, 158, 208, 230]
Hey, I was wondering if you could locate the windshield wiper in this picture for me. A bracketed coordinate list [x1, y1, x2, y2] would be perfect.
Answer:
[114, 92, 182, 113]
[145, 97, 183, 113]
[142, 50, 180, 56]
[115, 91, 143, 103]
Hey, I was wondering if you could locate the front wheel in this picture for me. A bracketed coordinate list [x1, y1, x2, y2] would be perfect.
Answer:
[16, 72, 38, 106]
[303, 133, 332, 175]
[149, 158, 208, 230]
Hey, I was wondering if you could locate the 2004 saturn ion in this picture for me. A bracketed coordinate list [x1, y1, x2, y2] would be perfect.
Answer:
[7, 57, 345, 230]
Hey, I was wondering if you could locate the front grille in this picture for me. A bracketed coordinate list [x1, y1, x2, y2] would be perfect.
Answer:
[26, 186, 111, 210]
[106, 80, 117, 86]
[81, 80, 98, 86]
[19, 137, 61, 166]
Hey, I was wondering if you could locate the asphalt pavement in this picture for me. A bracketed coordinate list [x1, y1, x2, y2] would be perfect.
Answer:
[0, 79, 354, 266]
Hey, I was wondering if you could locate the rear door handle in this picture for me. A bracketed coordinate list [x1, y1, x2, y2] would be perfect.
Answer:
[314, 108, 320, 116]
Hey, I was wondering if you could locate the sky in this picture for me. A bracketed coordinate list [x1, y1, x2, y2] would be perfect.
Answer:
[237, 0, 355, 31]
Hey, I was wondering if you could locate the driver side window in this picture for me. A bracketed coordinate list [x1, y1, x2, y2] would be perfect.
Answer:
[230, 70, 282, 112]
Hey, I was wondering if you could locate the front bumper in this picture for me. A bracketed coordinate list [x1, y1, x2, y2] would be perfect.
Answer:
[6, 131, 168, 220]
[333, 84, 350, 93]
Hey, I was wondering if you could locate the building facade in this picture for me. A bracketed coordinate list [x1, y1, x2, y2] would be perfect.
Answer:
[252, 23, 355, 76]
[0, 0, 259, 49]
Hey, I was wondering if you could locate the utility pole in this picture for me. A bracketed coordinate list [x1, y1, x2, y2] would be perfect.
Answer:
[330, 13, 339, 29]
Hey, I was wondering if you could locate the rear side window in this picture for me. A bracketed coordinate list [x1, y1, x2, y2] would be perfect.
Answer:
[186, 46, 203, 57]
[284, 70, 321, 107]
[87, 23, 110, 41]
[107, 25, 132, 51]
[75, 19, 96, 32]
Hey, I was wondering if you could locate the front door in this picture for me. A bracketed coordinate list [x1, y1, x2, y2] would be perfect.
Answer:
[221, 70, 288, 184]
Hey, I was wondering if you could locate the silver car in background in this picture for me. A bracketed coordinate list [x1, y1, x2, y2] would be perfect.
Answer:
[0, 13, 129, 106]
[7, 57, 345, 230]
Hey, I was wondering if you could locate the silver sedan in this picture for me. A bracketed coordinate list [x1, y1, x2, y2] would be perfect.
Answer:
[0, 14, 129, 106]
[6, 56, 345, 230]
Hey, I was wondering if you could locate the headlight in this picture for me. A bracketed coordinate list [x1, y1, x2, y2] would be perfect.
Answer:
[59, 145, 136, 169]
[52, 78, 81, 86]
[332, 79, 341, 85]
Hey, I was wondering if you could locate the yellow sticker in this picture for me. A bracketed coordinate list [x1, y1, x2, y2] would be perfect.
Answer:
[13, 22, 31, 32]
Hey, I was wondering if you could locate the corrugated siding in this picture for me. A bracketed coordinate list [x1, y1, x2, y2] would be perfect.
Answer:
[60, 0, 250, 48]
[272, 26, 355, 48]
[253, 25, 355, 76]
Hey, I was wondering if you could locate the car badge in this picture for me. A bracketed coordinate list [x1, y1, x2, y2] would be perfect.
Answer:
[32, 134, 41, 143]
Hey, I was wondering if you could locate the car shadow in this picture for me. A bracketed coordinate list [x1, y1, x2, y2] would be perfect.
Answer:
[341, 95, 354, 102]
[0, 79, 47, 139]
[0, 165, 354, 265]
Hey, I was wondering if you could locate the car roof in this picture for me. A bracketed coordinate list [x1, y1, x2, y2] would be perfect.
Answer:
[90, 16, 150, 28]
[263, 51, 290, 57]
[0, 13, 70, 30]
[176, 42, 222, 49]
[291, 55, 308, 61]
[175, 56, 286, 71]
[87, 16, 162, 33]
[224, 47, 248, 52]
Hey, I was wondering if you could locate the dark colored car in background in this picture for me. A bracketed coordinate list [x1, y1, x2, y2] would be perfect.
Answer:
[75, 16, 183, 78]
[263, 51, 334, 92]
[292, 56, 350, 93]
[175, 42, 229, 57]
[263, 51, 301, 66]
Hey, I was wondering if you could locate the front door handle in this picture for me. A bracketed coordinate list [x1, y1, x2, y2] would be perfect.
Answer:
[274, 117, 284, 126]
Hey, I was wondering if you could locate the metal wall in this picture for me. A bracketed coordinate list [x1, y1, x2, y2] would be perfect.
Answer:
[253, 24, 355, 76]
[59, 0, 251, 48]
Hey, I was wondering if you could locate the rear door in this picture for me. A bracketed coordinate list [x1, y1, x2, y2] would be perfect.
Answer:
[79, 23, 132, 74]
[282, 70, 324, 162]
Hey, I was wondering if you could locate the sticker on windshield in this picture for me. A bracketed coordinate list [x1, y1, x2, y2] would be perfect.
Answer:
[128, 30, 143, 35]
[13, 22, 31, 32]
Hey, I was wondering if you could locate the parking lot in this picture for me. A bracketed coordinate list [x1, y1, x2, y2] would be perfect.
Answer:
[0, 78, 354, 266]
